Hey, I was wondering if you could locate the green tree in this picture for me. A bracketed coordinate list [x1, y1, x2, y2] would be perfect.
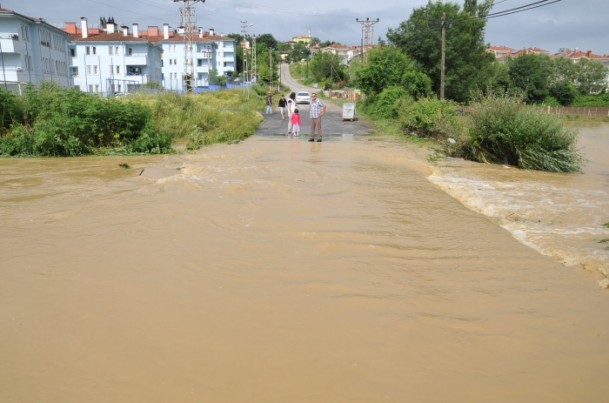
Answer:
[353, 46, 432, 99]
[256, 33, 278, 51]
[507, 54, 553, 103]
[574, 58, 609, 94]
[308, 52, 347, 88]
[387, 0, 494, 102]
[289, 43, 310, 62]
[550, 81, 577, 106]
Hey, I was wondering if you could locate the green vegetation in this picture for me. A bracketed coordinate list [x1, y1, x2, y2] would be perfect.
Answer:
[460, 93, 582, 172]
[0, 83, 264, 157]
[387, 0, 494, 103]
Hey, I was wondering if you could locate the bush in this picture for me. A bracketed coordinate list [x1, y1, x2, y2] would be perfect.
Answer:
[550, 81, 577, 106]
[0, 88, 22, 132]
[365, 86, 410, 119]
[0, 83, 164, 156]
[462, 93, 582, 172]
[572, 93, 609, 107]
[1, 83, 264, 157]
[397, 97, 462, 139]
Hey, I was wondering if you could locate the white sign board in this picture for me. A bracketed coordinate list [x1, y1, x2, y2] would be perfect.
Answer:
[342, 103, 356, 121]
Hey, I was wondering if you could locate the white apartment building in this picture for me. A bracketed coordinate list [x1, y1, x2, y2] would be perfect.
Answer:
[67, 18, 163, 96]
[0, 7, 71, 93]
[66, 20, 236, 94]
[147, 25, 236, 91]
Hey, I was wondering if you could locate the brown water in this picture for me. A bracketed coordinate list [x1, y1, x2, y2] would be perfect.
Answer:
[1, 129, 609, 402]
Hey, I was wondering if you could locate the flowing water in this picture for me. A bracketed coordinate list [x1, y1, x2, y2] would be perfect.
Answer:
[1, 125, 609, 402]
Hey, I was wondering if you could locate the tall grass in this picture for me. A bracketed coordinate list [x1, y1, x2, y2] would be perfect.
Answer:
[462, 94, 583, 172]
[130, 90, 263, 150]
[0, 83, 264, 157]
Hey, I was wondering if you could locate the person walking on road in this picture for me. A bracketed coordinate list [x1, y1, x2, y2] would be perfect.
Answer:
[266, 92, 273, 114]
[308, 92, 326, 142]
[278, 95, 287, 120]
[290, 108, 301, 136]
[286, 92, 297, 134]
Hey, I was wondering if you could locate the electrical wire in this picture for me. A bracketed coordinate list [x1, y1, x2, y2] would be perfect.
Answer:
[487, 0, 562, 19]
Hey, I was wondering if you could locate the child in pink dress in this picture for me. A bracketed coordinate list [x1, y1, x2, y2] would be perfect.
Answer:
[290, 109, 301, 136]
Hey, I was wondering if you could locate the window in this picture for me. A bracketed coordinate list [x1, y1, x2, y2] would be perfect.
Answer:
[86, 46, 90, 55]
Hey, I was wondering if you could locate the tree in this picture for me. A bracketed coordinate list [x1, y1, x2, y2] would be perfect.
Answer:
[353, 46, 431, 99]
[550, 81, 577, 106]
[507, 54, 553, 103]
[256, 33, 278, 51]
[308, 52, 347, 88]
[574, 58, 609, 94]
[387, 0, 494, 102]
[289, 43, 310, 63]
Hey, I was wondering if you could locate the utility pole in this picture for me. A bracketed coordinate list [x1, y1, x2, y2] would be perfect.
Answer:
[174, 0, 205, 93]
[240, 21, 250, 83]
[269, 48, 274, 89]
[440, 13, 446, 101]
[355, 17, 379, 64]
[251, 35, 257, 84]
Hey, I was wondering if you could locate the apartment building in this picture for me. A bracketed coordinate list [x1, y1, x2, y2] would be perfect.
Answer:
[66, 18, 163, 96]
[66, 19, 236, 93]
[0, 7, 71, 93]
[145, 25, 236, 91]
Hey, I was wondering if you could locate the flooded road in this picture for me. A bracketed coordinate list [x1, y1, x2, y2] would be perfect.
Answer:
[1, 123, 609, 402]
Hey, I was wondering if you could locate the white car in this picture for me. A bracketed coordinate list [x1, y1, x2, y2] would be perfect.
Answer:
[296, 91, 311, 104]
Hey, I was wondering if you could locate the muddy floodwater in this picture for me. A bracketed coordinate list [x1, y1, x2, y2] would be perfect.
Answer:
[1, 124, 609, 402]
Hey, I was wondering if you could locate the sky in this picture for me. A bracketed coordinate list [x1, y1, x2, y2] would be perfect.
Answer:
[3, 0, 608, 54]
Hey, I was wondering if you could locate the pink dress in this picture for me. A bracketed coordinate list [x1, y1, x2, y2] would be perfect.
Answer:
[290, 113, 301, 135]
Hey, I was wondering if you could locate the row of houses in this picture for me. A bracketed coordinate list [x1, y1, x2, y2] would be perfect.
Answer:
[488, 45, 609, 67]
[0, 6, 236, 96]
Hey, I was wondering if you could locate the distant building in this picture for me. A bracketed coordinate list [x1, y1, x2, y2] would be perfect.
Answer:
[65, 18, 236, 94]
[66, 18, 162, 96]
[552, 48, 609, 68]
[318, 43, 363, 64]
[487, 45, 551, 62]
[145, 25, 236, 91]
[0, 6, 71, 93]
[291, 34, 312, 47]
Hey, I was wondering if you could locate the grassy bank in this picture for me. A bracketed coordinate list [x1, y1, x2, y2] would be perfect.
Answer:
[357, 92, 584, 173]
[0, 83, 266, 157]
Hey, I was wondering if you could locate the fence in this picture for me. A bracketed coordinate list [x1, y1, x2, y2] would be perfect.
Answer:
[537, 106, 609, 118]
[458, 105, 609, 118]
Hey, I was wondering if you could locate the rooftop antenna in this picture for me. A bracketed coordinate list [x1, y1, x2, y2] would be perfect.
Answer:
[174, 0, 205, 92]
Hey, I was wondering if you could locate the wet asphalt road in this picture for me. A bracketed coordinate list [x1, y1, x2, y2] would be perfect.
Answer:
[256, 63, 375, 141]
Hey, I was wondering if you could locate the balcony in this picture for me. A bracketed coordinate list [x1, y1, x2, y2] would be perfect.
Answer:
[124, 53, 148, 65]
[0, 66, 23, 82]
[0, 34, 20, 53]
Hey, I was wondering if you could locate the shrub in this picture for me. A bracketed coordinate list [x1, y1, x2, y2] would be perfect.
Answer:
[462, 93, 582, 172]
[366, 86, 410, 119]
[397, 97, 462, 139]
[0, 88, 22, 132]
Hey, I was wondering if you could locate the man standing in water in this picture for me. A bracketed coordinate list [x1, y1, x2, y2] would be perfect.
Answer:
[308, 92, 326, 142]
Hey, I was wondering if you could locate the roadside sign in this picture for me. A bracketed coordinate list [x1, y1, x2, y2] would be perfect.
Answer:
[342, 103, 356, 121]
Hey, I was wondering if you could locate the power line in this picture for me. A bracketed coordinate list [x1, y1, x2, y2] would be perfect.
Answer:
[488, 0, 562, 19]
